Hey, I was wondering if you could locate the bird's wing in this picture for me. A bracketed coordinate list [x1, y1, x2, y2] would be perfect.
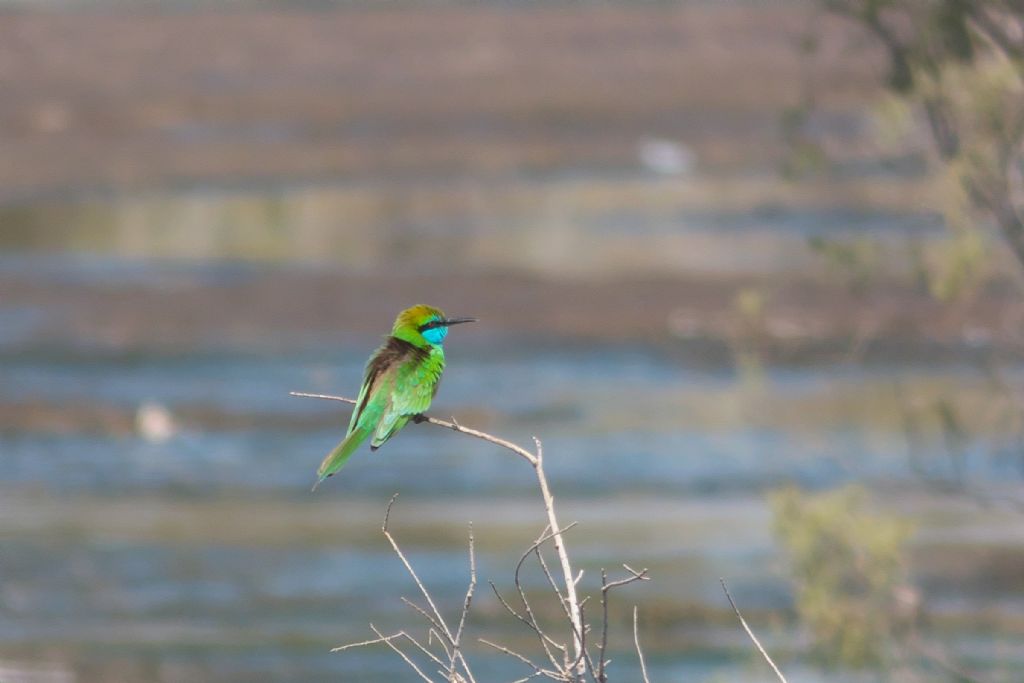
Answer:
[316, 338, 437, 485]
[371, 413, 411, 449]
[370, 352, 443, 448]
[346, 363, 379, 435]
[347, 338, 409, 435]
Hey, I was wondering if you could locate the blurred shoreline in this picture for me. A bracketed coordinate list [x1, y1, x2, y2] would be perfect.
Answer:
[2, 252, 1021, 361]
[0, 3, 879, 199]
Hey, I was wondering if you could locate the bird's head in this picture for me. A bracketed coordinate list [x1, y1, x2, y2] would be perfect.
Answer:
[392, 304, 476, 347]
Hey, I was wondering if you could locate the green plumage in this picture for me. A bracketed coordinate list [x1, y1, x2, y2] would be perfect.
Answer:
[312, 304, 474, 490]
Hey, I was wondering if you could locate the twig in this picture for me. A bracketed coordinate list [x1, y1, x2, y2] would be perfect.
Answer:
[478, 639, 561, 681]
[489, 581, 565, 673]
[401, 598, 450, 651]
[720, 578, 788, 683]
[510, 674, 549, 683]
[427, 629, 453, 663]
[291, 391, 585, 680]
[368, 625, 436, 683]
[515, 524, 583, 674]
[514, 528, 574, 673]
[291, 392, 357, 404]
[530, 538, 596, 676]
[598, 569, 611, 682]
[333, 627, 449, 676]
[331, 633, 401, 653]
[338, 628, 445, 675]
[408, 634, 450, 671]
[380, 494, 475, 683]
[632, 607, 650, 683]
[290, 391, 537, 465]
[532, 544, 569, 621]
[530, 437, 587, 681]
[597, 566, 650, 682]
[573, 598, 595, 679]
[447, 523, 477, 681]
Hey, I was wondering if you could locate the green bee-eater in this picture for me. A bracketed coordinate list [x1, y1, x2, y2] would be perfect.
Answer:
[313, 304, 475, 489]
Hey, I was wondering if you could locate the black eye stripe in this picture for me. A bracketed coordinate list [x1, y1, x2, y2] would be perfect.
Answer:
[418, 320, 445, 332]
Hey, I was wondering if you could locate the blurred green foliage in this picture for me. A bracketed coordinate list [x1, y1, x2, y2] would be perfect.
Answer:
[803, 1, 1024, 271]
[731, 287, 769, 385]
[807, 235, 881, 294]
[771, 484, 914, 668]
[927, 226, 987, 302]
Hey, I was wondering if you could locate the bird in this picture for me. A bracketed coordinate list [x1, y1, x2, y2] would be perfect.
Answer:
[312, 304, 476, 490]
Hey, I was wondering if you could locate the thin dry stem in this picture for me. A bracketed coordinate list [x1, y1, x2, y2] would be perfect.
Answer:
[489, 581, 565, 672]
[290, 391, 536, 465]
[531, 545, 569, 620]
[514, 525, 581, 674]
[292, 390, 584, 679]
[447, 523, 477, 681]
[479, 638, 562, 681]
[720, 578, 788, 683]
[598, 566, 650, 682]
[332, 628, 446, 672]
[530, 437, 586, 681]
[633, 607, 651, 683]
[381, 495, 476, 683]
[401, 598, 450, 647]
[329, 494, 474, 682]
[331, 634, 400, 653]
[368, 625, 435, 683]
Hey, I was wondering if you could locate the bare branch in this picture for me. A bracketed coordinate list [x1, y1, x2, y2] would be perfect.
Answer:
[402, 598, 450, 650]
[381, 495, 453, 641]
[511, 674, 551, 683]
[369, 624, 436, 683]
[720, 578, 789, 683]
[633, 607, 651, 683]
[517, 523, 590, 673]
[290, 391, 358, 404]
[292, 392, 584, 680]
[504, 522, 595, 677]
[478, 639, 562, 681]
[527, 527, 592, 673]
[447, 523, 477, 682]
[290, 391, 536, 465]
[511, 527, 573, 673]
[379, 494, 475, 682]
[331, 633, 401, 653]
[598, 570, 611, 682]
[598, 566, 650, 682]
[532, 546, 569, 620]
[331, 628, 446, 670]
[383, 492, 399, 532]
[406, 634, 450, 671]
[572, 598, 596, 679]
[427, 629, 453, 663]
[489, 580, 565, 672]
[604, 566, 649, 592]
[531, 437, 587, 681]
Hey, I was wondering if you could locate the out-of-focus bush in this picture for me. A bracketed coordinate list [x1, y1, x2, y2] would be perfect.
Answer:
[802, 1, 1024, 273]
[771, 484, 914, 668]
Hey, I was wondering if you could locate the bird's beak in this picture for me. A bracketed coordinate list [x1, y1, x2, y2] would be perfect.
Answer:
[443, 316, 477, 326]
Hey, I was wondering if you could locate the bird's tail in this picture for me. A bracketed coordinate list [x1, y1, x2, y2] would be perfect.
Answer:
[312, 425, 370, 491]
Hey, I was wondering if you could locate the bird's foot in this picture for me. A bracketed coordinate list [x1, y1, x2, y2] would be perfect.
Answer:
[412, 413, 428, 424]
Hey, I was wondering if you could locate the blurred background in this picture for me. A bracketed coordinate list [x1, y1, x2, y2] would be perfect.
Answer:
[2, 1, 1024, 681]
